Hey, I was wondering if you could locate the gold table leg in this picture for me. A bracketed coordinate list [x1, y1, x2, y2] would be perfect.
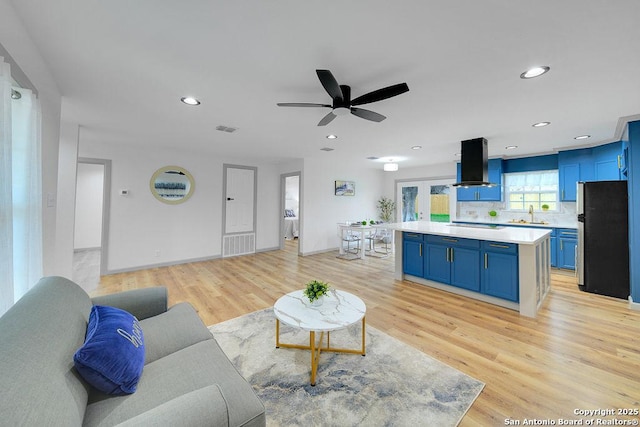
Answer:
[275, 317, 366, 386]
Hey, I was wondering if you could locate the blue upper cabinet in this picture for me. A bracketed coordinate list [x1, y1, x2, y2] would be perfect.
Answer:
[593, 141, 623, 181]
[558, 149, 594, 201]
[456, 159, 503, 202]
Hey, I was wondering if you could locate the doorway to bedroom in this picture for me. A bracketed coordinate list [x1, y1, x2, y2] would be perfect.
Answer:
[281, 172, 301, 253]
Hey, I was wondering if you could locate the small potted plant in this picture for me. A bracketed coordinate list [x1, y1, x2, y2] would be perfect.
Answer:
[488, 210, 498, 219]
[541, 204, 549, 211]
[304, 280, 330, 306]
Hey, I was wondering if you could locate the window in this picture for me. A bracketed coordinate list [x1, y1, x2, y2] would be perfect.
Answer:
[504, 170, 558, 211]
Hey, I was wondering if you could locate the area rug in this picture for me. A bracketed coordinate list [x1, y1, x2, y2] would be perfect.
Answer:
[209, 309, 484, 426]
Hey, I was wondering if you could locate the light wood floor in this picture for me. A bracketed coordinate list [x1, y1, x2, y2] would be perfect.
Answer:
[94, 240, 640, 425]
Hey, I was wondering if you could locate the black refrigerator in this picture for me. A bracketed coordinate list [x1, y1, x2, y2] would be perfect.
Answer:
[577, 180, 630, 299]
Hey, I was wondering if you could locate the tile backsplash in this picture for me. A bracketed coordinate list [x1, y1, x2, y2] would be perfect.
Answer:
[456, 202, 577, 226]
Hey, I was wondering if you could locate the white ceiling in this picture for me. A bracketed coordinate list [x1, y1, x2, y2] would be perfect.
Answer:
[9, 0, 640, 169]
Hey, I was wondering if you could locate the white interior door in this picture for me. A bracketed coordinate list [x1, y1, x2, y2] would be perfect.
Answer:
[225, 166, 255, 234]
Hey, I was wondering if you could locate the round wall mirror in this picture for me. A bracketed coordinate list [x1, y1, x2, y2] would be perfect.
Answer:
[150, 166, 195, 204]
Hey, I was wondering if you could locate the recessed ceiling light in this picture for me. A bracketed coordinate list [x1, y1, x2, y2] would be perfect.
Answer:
[366, 156, 380, 160]
[411, 145, 422, 150]
[181, 96, 200, 106]
[505, 145, 518, 150]
[326, 134, 338, 139]
[320, 147, 334, 152]
[532, 121, 551, 127]
[574, 135, 591, 140]
[520, 66, 550, 79]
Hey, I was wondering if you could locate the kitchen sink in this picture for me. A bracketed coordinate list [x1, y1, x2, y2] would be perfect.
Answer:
[507, 220, 549, 225]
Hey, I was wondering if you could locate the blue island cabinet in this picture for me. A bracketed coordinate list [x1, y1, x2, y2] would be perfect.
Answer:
[402, 232, 424, 277]
[481, 241, 519, 302]
[424, 235, 480, 292]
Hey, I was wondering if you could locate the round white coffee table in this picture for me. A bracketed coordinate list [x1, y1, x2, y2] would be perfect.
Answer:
[273, 289, 366, 386]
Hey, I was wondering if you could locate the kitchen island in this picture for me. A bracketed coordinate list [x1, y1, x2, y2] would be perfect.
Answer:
[383, 221, 552, 317]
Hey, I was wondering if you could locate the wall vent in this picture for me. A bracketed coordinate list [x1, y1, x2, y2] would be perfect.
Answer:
[223, 233, 255, 257]
[216, 125, 238, 133]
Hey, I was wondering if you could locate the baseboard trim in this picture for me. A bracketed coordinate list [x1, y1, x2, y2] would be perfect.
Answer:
[105, 254, 222, 275]
[300, 247, 339, 257]
[74, 247, 101, 253]
[629, 296, 640, 311]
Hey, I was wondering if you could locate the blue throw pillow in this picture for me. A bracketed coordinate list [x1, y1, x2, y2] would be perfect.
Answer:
[73, 305, 145, 395]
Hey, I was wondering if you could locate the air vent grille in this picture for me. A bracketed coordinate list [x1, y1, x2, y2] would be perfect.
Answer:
[216, 125, 238, 133]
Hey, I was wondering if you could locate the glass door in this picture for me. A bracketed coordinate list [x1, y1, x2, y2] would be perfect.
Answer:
[397, 179, 456, 223]
[397, 181, 425, 222]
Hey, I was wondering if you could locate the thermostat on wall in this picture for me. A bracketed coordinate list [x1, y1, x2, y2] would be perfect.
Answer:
[120, 189, 129, 196]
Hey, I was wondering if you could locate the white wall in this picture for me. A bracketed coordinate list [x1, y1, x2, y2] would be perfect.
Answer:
[381, 161, 457, 199]
[74, 163, 104, 249]
[79, 141, 280, 272]
[0, 0, 62, 277]
[300, 156, 384, 255]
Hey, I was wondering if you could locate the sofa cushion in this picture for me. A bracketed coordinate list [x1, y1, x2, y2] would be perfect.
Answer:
[0, 276, 93, 426]
[74, 305, 145, 395]
[84, 339, 265, 427]
[113, 385, 229, 427]
[139, 302, 214, 364]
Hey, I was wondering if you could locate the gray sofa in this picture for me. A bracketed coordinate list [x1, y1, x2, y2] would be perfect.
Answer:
[0, 276, 265, 426]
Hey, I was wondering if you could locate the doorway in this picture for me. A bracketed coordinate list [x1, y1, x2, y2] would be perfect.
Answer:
[280, 172, 301, 253]
[73, 158, 111, 291]
[396, 178, 456, 223]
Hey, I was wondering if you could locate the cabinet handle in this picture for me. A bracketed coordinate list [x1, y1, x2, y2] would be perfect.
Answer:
[450, 248, 454, 263]
[407, 233, 420, 238]
[419, 244, 422, 257]
[443, 238, 458, 243]
[560, 240, 563, 250]
[484, 253, 488, 269]
[446, 247, 449, 262]
[618, 154, 621, 169]
[489, 243, 510, 249]
[562, 189, 565, 200]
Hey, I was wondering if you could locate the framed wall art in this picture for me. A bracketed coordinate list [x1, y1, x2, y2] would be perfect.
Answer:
[335, 180, 355, 196]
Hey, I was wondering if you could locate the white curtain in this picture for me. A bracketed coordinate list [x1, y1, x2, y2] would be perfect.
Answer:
[0, 56, 43, 316]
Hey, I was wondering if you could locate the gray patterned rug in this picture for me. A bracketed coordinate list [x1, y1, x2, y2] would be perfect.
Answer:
[209, 309, 484, 427]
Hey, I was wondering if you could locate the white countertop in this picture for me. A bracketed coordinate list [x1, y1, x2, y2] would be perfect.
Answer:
[455, 219, 577, 229]
[383, 221, 551, 245]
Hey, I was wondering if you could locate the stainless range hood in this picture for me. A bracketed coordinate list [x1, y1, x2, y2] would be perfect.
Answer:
[452, 137, 496, 187]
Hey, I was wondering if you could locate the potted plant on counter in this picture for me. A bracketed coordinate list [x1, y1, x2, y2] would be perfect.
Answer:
[541, 204, 549, 211]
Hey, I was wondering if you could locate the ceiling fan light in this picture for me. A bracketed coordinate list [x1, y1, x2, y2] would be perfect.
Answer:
[383, 162, 398, 172]
[333, 107, 350, 116]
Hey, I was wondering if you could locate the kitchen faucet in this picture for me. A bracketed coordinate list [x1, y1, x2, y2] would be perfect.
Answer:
[528, 205, 534, 223]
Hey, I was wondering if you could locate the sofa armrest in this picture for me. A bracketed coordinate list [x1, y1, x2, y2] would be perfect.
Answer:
[91, 287, 168, 320]
[113, 385, 229, 427]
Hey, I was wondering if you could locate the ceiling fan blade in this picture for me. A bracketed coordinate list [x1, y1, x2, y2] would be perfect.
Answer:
[316, 70, 344, 102]
[277, 103, 331, 108]
[350, 107, 386, 122]
[351, 83, 409, 106]
[317, 111, 337, 126]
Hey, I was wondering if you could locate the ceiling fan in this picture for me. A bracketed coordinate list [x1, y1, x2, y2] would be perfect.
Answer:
[277, 69, 409, 126]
